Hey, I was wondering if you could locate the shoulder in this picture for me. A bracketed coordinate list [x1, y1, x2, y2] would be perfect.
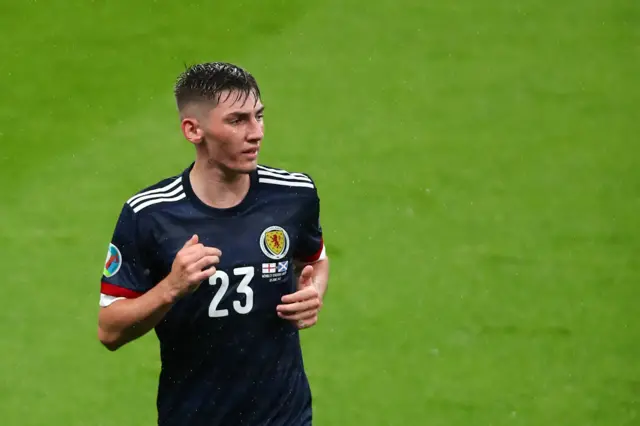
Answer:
[256, 164, 319, 197]
[108, 173, 185, 248]
[123, 172, 186, 216]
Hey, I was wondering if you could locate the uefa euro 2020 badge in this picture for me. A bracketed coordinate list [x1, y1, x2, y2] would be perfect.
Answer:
[104, 243, 122, 278]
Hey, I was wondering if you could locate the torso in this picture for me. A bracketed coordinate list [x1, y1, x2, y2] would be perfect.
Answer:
[131, 164, 318, 426]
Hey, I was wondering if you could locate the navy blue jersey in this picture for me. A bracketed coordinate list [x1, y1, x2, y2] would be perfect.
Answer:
[99, 163, 326, 426]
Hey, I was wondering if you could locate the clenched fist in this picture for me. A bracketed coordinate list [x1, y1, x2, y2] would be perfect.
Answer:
[163, 234, 222, 301]
[276, 265, 322, 329]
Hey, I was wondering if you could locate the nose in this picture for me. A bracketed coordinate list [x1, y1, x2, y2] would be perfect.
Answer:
[247, 118, 263, 143]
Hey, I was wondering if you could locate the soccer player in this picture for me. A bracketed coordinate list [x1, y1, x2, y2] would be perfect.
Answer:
[97, 62, 330, 426]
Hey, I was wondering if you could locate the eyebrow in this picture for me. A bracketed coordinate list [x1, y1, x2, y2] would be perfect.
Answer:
[226, 105, 265, 118]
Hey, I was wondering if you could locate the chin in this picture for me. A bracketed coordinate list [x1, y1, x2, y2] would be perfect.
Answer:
[233, 161, 258, 174]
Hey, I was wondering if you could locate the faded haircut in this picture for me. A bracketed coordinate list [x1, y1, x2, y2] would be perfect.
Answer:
[174, 62, 261, 112]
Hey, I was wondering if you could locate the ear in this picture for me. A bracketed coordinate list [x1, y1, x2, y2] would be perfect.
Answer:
[181, 117, 204, 145]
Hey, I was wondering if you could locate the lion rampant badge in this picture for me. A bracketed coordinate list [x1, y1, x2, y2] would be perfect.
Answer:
[260, 226, 290, 260]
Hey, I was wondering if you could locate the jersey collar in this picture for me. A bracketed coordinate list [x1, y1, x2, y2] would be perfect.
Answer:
[181, 162, 259, 217]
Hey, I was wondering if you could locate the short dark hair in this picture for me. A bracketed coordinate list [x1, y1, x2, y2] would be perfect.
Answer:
[174, 62, 261, 111]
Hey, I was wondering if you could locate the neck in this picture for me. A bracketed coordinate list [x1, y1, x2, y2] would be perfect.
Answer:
[189, 159, 251, 209]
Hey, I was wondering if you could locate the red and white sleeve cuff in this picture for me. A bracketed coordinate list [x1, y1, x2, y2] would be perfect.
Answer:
[99, 282, 143, 307]
[297, 241, 327, 264]
[100, 294, 126, 307]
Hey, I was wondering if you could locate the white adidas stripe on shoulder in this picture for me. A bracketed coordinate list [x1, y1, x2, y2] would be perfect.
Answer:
[258, 178, 315, 189]
[127, 177, 182, 204]
[126, 176, 186, 213]
[257, 165, 291, 174]
[257, 168, 312, 182]
[257, 165, 312, 180]
[257, 165, 315, 189]
[128, 184, 184, 208]
[132, 192, 187, 213]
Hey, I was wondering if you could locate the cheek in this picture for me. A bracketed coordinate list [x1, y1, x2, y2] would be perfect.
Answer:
[205, 127, 243, 156]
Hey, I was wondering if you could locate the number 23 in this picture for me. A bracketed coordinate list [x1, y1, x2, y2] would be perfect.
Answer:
[208, 267, 254, 317]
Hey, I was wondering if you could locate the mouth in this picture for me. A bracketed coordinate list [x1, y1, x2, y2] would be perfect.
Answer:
[242, 147, 259, 159]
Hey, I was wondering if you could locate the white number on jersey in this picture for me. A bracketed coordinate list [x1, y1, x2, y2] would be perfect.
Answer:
[208, 267, 255, 317]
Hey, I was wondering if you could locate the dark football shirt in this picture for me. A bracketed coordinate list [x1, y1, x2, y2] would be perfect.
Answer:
[99, 163, 326, 426]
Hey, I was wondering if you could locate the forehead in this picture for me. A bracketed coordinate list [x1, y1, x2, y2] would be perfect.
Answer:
[214, 90, 263, 114]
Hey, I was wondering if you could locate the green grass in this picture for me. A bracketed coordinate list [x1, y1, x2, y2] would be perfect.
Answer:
[1, 0, 638, 425]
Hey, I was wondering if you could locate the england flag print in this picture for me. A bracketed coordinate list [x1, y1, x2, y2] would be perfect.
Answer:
[262, 263, 276, 274]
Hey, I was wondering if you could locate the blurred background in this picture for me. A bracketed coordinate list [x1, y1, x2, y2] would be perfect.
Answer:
[0, 1, 638, 425]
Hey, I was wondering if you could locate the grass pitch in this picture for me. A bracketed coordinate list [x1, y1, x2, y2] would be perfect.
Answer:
[0, 1, 638, 425]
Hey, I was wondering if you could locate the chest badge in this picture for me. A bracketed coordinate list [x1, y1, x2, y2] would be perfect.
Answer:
[260, 226, 290, 260]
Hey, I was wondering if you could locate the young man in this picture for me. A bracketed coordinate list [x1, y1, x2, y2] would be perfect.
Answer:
[97, 62, 329, 426]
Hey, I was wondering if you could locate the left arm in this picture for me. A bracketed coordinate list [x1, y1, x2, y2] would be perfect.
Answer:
[309, 257, 329, 302]
[277, 257, 330, 329]
[277, 183, 330, 329]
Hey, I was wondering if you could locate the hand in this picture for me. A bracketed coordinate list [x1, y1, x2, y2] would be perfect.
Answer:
[164, 234, 222, 301]
[277, 265, 322, 329]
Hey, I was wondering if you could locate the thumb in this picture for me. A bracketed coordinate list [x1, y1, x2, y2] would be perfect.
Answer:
[298, 265, 314, 288]
[183, 234, 199, 248]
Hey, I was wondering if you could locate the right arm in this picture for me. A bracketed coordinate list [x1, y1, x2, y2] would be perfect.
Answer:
[98, 278, 176, 351]
[97, 211, 220, 351]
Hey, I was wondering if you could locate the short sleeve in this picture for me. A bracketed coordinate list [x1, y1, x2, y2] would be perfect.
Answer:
[294, 189, 326, 264]
[99, 203, 154, 307]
